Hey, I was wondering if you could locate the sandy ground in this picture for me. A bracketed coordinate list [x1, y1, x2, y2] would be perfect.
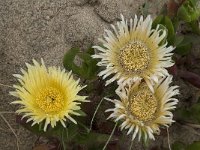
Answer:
[1, 0, 200, 150]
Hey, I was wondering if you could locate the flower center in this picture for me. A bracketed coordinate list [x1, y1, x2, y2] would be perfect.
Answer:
[36, 87, 64, 114]
[119, 41, 150, 73]
[129, 85, 157, 122]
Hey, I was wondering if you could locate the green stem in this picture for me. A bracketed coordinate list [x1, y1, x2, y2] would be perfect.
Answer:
[102, 122, 118, 150]
[167, 127, 172, 150]
[61, 128, 67, 150]
[89, 98, 104, 132]
[129, 140, 134, 150]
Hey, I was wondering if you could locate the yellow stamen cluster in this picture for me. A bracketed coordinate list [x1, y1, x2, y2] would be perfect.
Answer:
[129, 85, 157, 122]
[119, 41, 150, 73]
[36, 87, 64, 114]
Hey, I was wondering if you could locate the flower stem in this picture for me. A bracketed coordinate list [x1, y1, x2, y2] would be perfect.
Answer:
[102, 122, 118, 150]
[89, 98, 104, 132]
[129, 140, 134, 150]
[167, 127, 171, 150]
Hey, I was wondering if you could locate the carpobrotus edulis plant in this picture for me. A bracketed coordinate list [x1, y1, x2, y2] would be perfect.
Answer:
[10, 59, 87, 131]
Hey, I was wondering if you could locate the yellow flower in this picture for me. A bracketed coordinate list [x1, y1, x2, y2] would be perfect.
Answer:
[106, 76, 179, 141]
[92, 15, 174, 86]
[10, 59, 88, 131]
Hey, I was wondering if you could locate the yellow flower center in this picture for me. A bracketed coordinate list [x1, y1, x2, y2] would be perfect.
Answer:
[36, 87, 64, 114]
[129, 85, 157, 122]
[119, 41, 150, 73]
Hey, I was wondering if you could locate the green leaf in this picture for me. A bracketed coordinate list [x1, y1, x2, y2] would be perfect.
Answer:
[78, 52, 99, 79]
[175, 42, 192, 55]
[76, 131, 113, 149]
[63, 48, 83, 75]
[175, 103, 200, 123]
[77, 121, 90, 133]
[174, 35, 184, 47]
[63, 47, 99, 80]
[164, 16, 175, 43]
[172, 17, 180, 31]
[175, 33, 200, 55]
[177, 4, 191, 22]
[183, 34, 200, 45]
[172, 141, 200, 150]
[65, 123, 79, 140]
[175, 35, 192, 55]
[189, 104, 200, 123]
[172, 141, 185, 150]
[152, 15, 175, 44]
[186, 141, 200, 150]
[190, 21, 200, 35]
[177, 0, 200, 22]
[152, 15, 164, 29]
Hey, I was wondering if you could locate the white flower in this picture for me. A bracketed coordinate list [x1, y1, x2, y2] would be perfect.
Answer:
[106, 76, 179, 141]
[93, 15, 174, 86]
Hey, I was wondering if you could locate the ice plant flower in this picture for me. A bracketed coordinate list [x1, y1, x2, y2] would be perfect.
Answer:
[10, 59, 87, 131]
[92, 15, 174, 86]
[105, 76, 179, 141]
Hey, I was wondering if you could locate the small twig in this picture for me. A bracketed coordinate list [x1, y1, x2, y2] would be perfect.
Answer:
[182, 125, 200, 136]
[185, 123, 200, 129]
[0, 114, 20, 150]
[0, 83, 13, 88]
[0, 111, 15, 114]
[0, 127, 8, 132]
[179, 70, 200, 88]
[102, 122, 118, 150]
[89, 98, 104, 132]
[167, 127, 172, 150]
[176, 121, 200, 136]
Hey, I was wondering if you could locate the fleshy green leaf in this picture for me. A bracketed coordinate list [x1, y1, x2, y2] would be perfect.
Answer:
[172, 141, 200, 150]
[177, 0, 200, 22]
[186, 141, 200, 150]
[177, 4, 191, 22]
[175, 33, 200, 55]
[183, 34, 200, 45]
[190, 21, 200, 35]
[164, 16, 175, 43]
[152, 15, 164, 29]
[63, 47, 99, 80]
[78, 52, 99, 79]
[76, 131, 114, 149]
[174, 35, 184, 47]
[63, 47, 82, 75]
[172, 141, 185, 150]
[175, 42, 192, 55]
[175, 103, 200, 123]
[175, 36, 192, 55]
[152, 15, 175, 44]
[65, 123, 79, 140]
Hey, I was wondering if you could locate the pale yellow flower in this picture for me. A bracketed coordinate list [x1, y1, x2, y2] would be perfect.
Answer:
[93, 15, 174, 86]
[10, 59, 88, 131]
[106, 76, 179, 141]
